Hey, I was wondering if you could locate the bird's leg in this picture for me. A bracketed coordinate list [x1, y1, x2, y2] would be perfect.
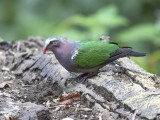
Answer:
[75, 73, 89, 83]
[76, 72, 98, 83]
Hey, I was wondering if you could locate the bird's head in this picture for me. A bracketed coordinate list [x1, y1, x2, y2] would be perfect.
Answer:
[43, 37, 61, 54]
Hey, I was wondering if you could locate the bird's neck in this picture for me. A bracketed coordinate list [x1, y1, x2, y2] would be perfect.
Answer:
[53, 43, 73, 64]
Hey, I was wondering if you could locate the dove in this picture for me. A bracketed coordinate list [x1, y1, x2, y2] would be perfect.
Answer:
[43, 37, 146, 83]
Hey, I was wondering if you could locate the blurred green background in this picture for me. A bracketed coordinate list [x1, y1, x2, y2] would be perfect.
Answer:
[0, 0, 160, 75]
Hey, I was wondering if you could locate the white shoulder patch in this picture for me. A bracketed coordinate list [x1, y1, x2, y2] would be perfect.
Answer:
[71, 50, 78, 60]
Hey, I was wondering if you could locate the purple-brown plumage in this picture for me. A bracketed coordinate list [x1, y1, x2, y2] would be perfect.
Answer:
[43, 37, 146, 83]
[43, 37, 104, 74]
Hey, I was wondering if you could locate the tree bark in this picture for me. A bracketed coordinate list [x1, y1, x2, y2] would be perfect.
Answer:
[0, 36, 160, 120]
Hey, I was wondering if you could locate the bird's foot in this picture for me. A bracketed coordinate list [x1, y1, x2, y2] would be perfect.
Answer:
[76, 72, 97, 83]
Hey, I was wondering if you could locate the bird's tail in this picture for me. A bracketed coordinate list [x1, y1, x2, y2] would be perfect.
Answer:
[103, 47, 146, 65]
[127, 51, 146, 57]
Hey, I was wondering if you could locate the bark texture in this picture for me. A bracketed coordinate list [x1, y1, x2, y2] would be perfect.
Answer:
[0, 36, 160, 120]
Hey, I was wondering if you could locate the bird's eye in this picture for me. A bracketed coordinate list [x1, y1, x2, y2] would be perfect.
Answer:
[49, 41, 54, 44]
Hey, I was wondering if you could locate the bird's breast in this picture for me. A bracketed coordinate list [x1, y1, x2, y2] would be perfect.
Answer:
[54, 47, 75, 71]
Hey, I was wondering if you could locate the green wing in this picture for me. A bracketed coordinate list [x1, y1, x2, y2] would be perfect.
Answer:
[72, 41, 119, 68]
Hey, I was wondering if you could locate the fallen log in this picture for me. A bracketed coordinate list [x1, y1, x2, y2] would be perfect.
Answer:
[0, 36, 160, 120]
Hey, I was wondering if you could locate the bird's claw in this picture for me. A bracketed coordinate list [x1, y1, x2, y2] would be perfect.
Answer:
[75, 73, 97, 83]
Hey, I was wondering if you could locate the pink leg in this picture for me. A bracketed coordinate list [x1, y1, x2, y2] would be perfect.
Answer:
[76, 72, 98, 83]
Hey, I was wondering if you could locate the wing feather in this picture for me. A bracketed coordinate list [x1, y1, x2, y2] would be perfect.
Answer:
[72, 41, 118, 68]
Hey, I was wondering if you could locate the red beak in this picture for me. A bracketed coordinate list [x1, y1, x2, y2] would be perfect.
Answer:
[43, 48, 47, 54]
